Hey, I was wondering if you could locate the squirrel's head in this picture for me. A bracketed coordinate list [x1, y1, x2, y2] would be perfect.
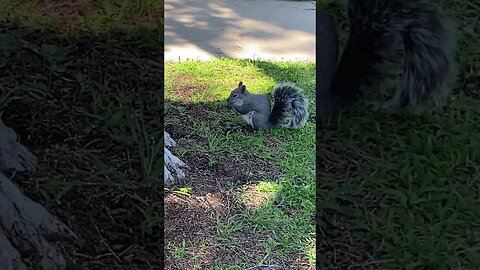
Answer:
[227, 81, 249, 108]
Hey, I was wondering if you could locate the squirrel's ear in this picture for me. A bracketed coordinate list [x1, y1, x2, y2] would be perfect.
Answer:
[238, 81, 243, 88]
[240, 85, 246, 93]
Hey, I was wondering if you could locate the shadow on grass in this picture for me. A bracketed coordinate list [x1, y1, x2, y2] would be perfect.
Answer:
[315, 43, 480, 270]
[251, 59, 316, 83]
[316, 98, 480, 269]
[315, 1, 480, 268]
[0, 21, 164, 269]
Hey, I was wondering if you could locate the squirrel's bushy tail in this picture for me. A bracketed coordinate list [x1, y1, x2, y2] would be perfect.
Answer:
[269, 83, 309, 128]
[330, 0, 457, 109]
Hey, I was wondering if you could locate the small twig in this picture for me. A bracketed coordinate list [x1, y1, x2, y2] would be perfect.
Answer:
[51, 70, 76, 82]
[94, 225, 122, 263]
[146, 259, 154, 270]
[117, 244, 135, 257]
[8, 169, 17, 180]
[124, 191, 149, 206]
[126, 147, 133, 170]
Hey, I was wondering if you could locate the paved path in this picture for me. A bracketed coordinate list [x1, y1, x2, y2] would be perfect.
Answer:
[165, 0, 316, 62]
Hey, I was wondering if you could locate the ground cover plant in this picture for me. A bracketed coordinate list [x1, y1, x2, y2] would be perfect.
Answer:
[316, 0, 480, 269]
[164, 59, 316, 269]
[0, 1, 164, 269]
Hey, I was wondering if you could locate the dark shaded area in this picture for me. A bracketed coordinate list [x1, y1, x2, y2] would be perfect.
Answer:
[316, 141, 385, 270]
[315, 1, 480, 270]
[0, 22, 163, 269]
[0, 119, 76, 270]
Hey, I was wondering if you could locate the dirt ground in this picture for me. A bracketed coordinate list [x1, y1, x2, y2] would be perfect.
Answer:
[164, 105, 313, 269]
[1, 23, 163, 270]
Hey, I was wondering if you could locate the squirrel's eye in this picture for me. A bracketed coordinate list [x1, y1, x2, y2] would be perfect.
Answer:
[233, 94, 238, 98]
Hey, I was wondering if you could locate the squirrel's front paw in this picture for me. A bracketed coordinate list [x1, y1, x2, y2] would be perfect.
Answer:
[242, 125, 256, 133]
[223, 124, 255, 134]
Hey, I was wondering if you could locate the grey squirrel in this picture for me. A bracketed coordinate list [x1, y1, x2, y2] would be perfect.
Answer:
[317, 0, 458, 119]
[227, 82, 309, 130]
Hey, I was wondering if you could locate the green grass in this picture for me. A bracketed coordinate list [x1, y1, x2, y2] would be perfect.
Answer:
[170, 240, 188, 262]
[0, 2, 164, 267]
[318, 98, 480, 269]
[0, 0, 164, 34]
[164, 58, 316, 268]
[317, 0, 480, 269]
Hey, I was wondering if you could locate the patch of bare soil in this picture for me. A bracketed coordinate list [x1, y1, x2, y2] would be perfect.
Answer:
[1, 23, 163, 269]
[164, 105, 312, 269]
[168, 72, 210, 102]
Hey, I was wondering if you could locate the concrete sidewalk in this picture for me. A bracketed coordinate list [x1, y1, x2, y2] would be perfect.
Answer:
[165, 0, 316, 62]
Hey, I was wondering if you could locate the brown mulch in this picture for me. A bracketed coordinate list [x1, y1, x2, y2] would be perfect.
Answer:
[1, 23, 163, 270]
[164, 105, 312, 269]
